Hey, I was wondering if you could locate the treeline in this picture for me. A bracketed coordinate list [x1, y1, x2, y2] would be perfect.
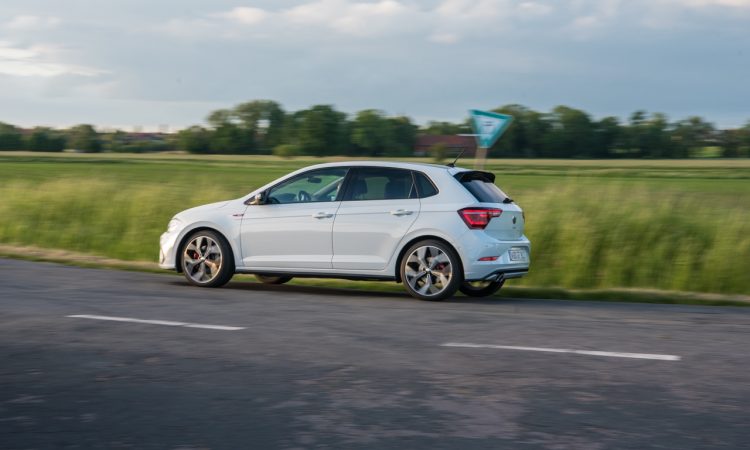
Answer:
[176, 101, 417, 157]
[0, 123, 170, 153]
[2, 100, 750, 157]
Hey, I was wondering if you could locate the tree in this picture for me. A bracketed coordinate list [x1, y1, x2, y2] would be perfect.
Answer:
[592, 117, 621, 158]
[624, 110, 648, 157]
[544, 106, 595, 157]
[0, 122, 23, 150]
[67, 124, 101, 153]
[388, 116, 418, 156]
[491, 104, 528, 157]
[26, 127, 65, 152]
[233, 100, 285, 152]
[176, 126, 211, 154]
[207, 109, 234, 129]
[205, 109, 253, 154]
[421, 120, 470, 135]
[210, 123, 250, 154]
[490, 104, 563, 157]
[671, 116, 715, 158]
[741, 121, 750, 157]
[523, 110, 552, 157]
[717, 129, 743, 158]
[624, 111, 672, 158]
[351, 109, 392, 156]
[297, 105, 348, 156]
[350, 112, 418, 157]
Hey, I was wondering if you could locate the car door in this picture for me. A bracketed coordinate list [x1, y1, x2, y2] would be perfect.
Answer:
[240, 167, 349, 269]
[332, 167, 420, 270]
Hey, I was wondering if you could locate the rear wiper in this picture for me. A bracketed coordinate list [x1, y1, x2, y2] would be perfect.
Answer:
[503, 197, 514, 204]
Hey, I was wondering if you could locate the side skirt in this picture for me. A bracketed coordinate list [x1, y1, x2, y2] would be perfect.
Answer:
[234, 269, 397, 282]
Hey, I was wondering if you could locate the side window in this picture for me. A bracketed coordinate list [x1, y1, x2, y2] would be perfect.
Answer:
[344, 168, 416, 201]
[413, 171, 438, 198]
[267, 168, 348, 204]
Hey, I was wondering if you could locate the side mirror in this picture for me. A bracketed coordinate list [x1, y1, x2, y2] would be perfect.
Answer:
[246, 191, 267, 205]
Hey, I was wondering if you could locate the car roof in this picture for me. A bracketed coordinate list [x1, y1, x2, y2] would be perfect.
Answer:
[299, 160, 471, 175]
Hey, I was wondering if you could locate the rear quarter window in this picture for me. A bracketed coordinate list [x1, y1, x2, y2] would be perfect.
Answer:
[414, 171, 438, 198]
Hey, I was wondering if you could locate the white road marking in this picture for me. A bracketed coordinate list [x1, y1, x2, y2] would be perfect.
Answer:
[441, 342, 681, 361]
[66, 315, 245, 331]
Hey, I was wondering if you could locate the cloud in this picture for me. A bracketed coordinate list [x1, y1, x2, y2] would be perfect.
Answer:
[570, 15, 600, 29]
[517, 1, 554, 16]
[429, 32, 460, 44]
[282, 0, 414, 36]
[435, 0, 508, 20]
[5, 15, 61, 30]
[2, 0, 750, 128]
[213, 6, 269, 25]
[0, 42, 104, 77]
[684, 0, 750, 8]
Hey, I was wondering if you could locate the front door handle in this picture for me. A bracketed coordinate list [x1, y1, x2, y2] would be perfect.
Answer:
[312, 212, 334, 219]
[390, 209, 413, 216]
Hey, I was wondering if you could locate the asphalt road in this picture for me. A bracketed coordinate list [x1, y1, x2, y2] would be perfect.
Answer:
[1, 258, 749, 449]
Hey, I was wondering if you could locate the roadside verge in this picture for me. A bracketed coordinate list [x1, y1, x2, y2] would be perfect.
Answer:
[1, 244, 748, 307]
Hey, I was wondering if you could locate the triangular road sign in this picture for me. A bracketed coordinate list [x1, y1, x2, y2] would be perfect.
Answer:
[469, 109, 513, 148]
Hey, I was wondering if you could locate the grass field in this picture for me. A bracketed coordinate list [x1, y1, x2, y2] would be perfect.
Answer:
[1, 152, 748, 295]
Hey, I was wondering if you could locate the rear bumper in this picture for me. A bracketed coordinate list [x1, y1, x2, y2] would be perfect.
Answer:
[457, 232, 531, 281]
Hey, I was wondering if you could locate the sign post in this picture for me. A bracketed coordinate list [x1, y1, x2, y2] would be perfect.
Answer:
[469, 109, 513, 169]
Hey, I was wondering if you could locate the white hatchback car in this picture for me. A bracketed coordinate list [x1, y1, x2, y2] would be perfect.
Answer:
[159, 161, 530, 300]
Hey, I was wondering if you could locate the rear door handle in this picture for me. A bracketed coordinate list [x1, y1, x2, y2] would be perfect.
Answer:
[390, 209, 413, 216]
[312, 212, 334, 219]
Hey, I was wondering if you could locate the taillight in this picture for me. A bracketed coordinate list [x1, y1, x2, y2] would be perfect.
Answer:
[458, 207, 502, 229]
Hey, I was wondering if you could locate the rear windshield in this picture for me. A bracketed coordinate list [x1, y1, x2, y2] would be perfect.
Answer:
[456, 172, 512, 203]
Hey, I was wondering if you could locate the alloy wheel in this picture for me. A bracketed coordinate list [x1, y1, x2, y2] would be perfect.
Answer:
[404, 245, 453, 298]
[183, 235, 223, 284]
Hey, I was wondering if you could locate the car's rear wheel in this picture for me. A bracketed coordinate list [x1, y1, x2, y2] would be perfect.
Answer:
[255, 274, 293, 285]
[181, 230, 234, 287]
[400, 240, 462, 301]
[459, 279, 505, 297]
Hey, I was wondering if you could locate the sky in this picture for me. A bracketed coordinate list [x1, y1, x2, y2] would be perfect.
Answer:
[0, 0, 749, 131]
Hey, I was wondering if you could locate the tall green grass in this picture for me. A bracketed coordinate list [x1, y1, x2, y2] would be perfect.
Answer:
[519, 183, 749, 294]
[0, 153, 748, 295]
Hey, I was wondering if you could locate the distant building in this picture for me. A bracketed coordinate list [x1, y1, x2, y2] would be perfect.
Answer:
[414, 135, 477, 157]
[123, 132, 169, 143]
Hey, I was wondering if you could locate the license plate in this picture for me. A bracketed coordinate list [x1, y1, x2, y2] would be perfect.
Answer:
[509, 248, 527, 262]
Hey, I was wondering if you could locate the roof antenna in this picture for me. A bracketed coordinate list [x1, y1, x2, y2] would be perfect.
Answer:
[447, 148, 466, 168]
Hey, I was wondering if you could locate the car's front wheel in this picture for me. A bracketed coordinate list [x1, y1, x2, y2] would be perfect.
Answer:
[459, 280, 505, 297]
[400, 239, 463, 301]
[181, 230, 234, 287]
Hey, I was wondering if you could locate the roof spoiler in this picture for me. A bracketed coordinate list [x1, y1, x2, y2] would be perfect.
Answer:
[454, 170, 496, 183]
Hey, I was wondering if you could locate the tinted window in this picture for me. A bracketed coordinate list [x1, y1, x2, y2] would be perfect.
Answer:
[457, 172, 511, 203]
[344, 167, 416, 201]
[267, 168, 348, 204]
[414, 171, 438, 198]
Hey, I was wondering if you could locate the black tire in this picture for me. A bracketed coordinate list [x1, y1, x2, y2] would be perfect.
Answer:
[255, 274, 293, 285]
[400, 239, 463, 301]
[459, 279, 505, 297]
[180, 230, 235, 288]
